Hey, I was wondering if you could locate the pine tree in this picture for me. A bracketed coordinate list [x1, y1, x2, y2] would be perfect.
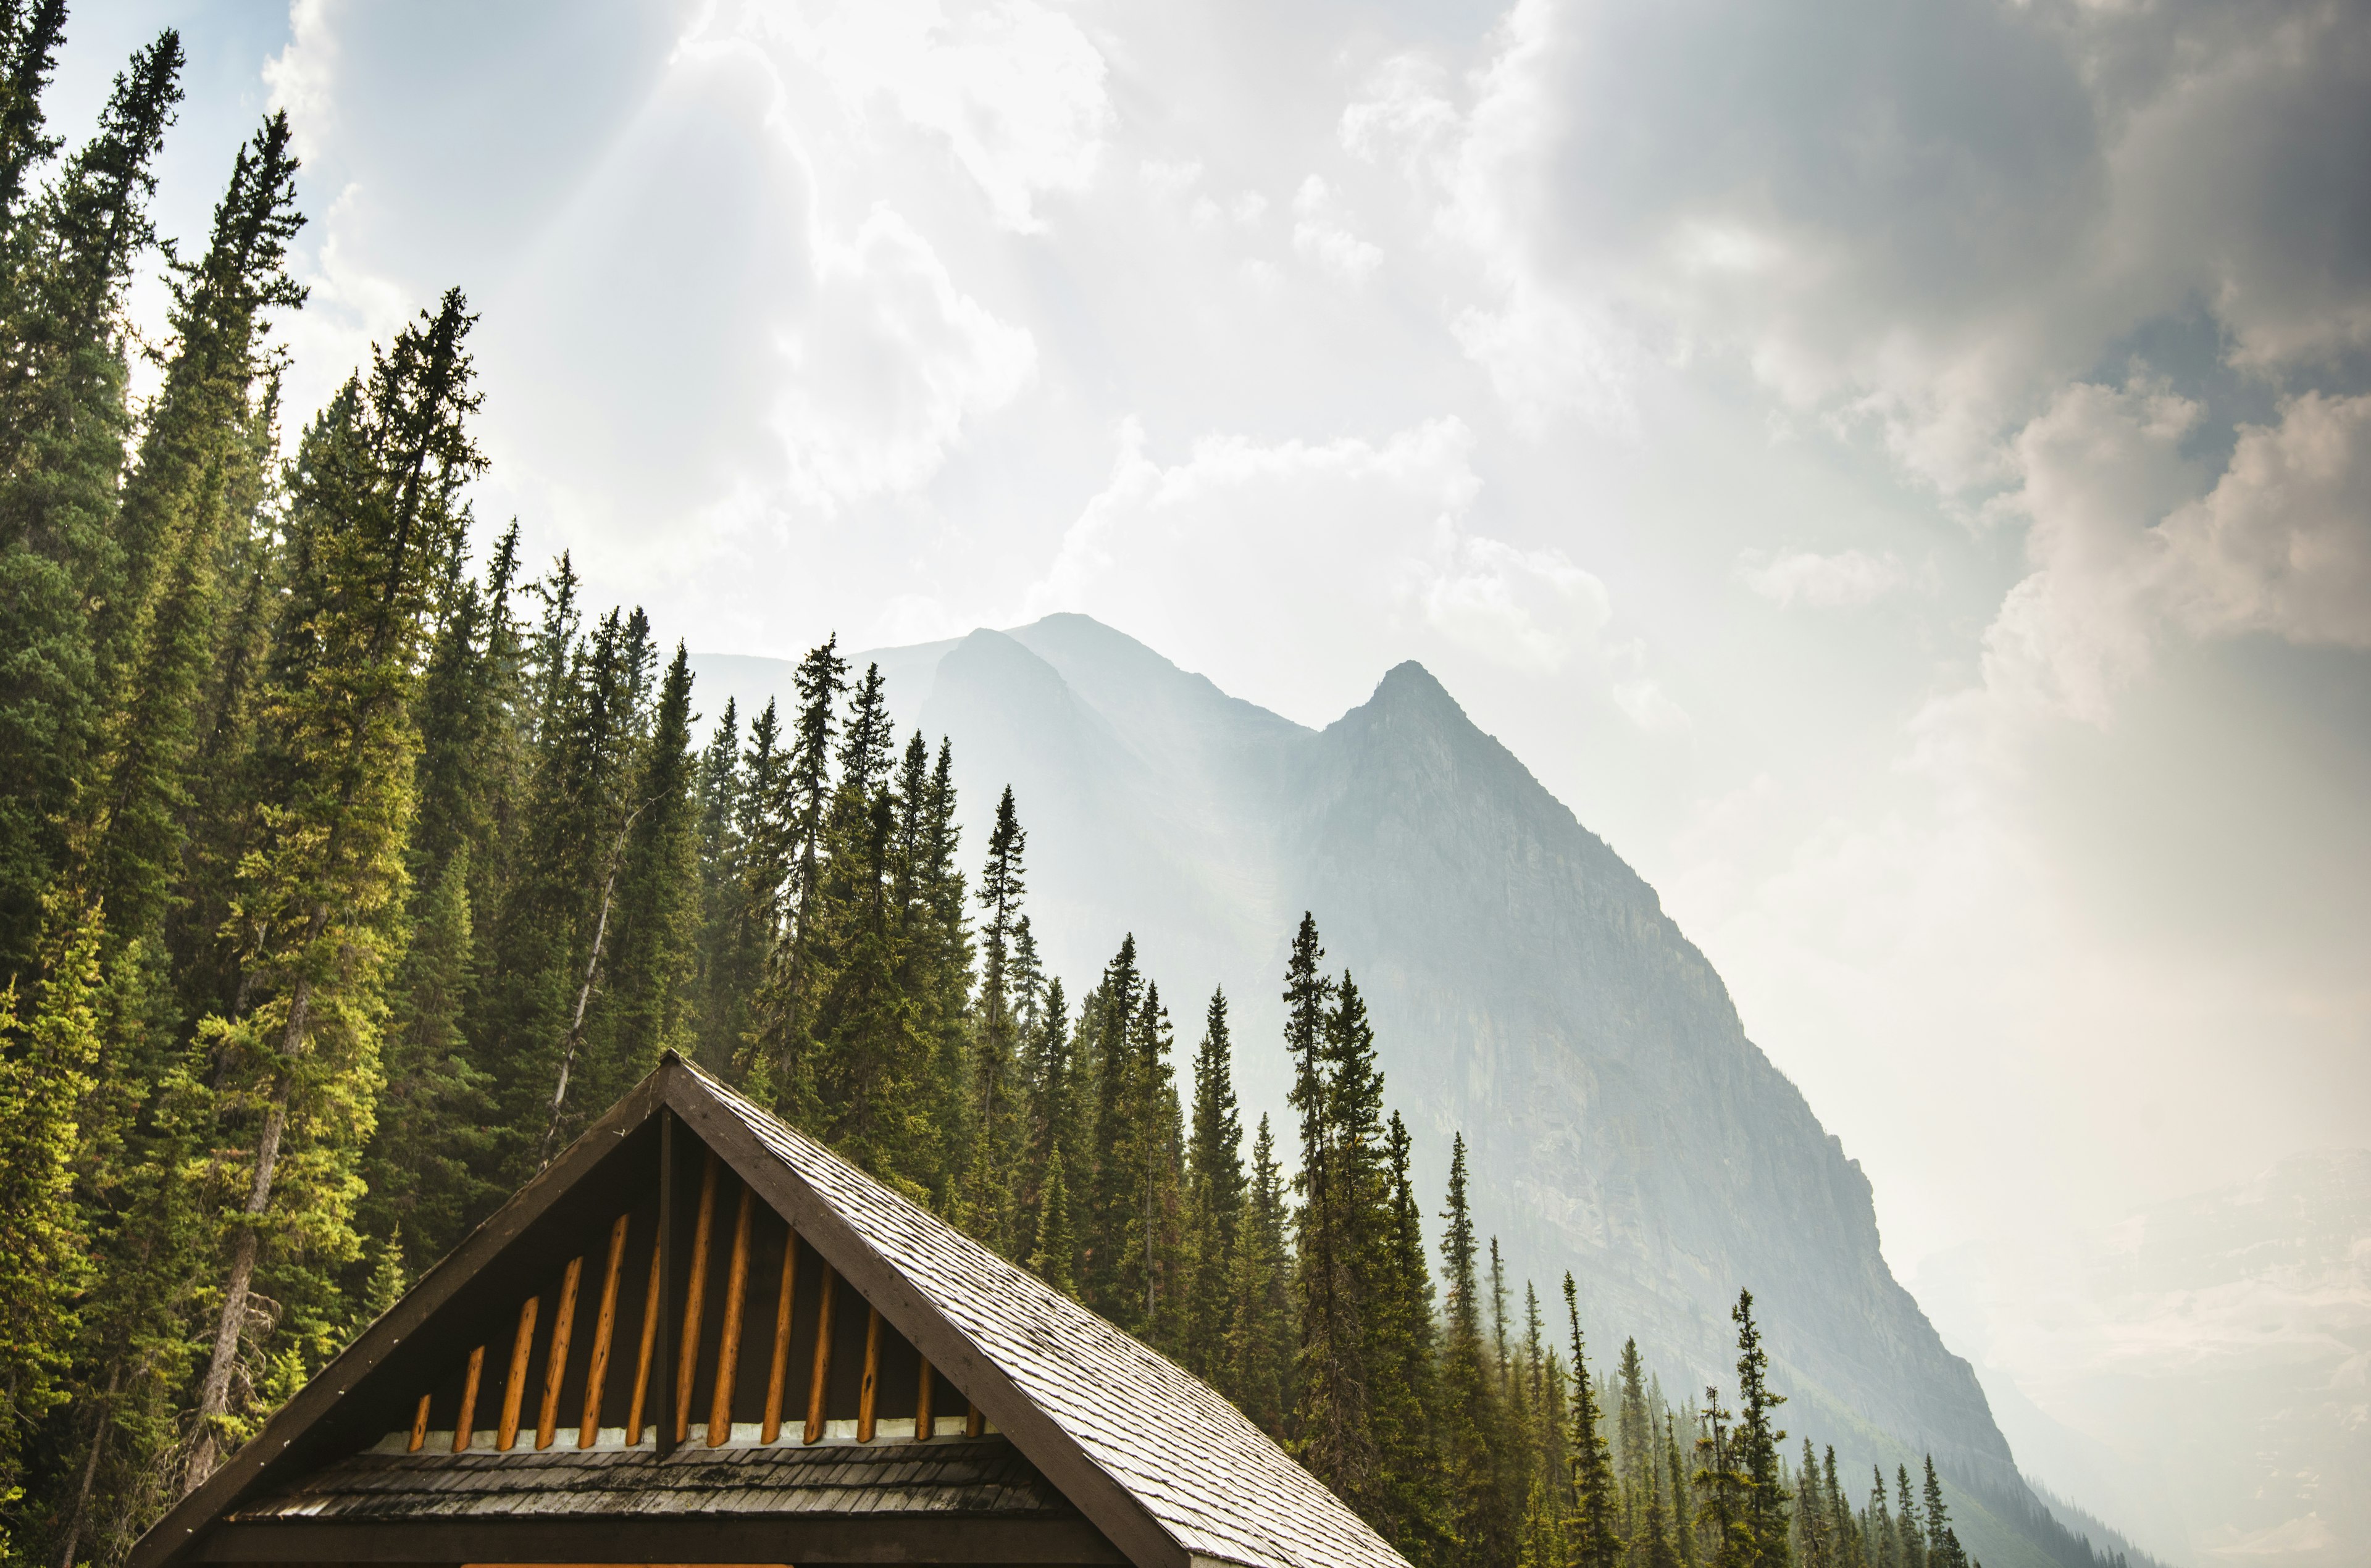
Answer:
[1564, 1275, 1624, 1568]
[1441, 1134, 1512, 1568]
[1286, 914, 1373, 1497]
[1223, 1114, 1292, 1437]
[1894, 1468, 1924, 1568]
[1618, 1339, 1654, 1540]
[1027, 1146, 1077, 1295]
[0, 896, 103, 1507]
[1694, 1390, 1754, 1568]
[82, 112, 304, 962]
[0, 31, 182, 986]
[687, 695, 745, 1075]
[0, 0, 65, 238]
[1368, 1112, 1449, 1566]
[1731, 1291, 1789, 1564]
[1918, 1460, 1963, 1568]
[356, 843, 492, 1277]
[185, 289, 484, 1487]
[958, 783, 1025, 1248]
[752, 635, 845, 1116]
[1181, 987, 1244, 1379]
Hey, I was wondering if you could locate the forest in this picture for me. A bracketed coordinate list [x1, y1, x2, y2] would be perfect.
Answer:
[0, 11, 2005, 1568]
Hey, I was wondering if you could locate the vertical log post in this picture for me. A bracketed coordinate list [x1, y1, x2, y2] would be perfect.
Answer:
[579, 1213, 630, 1448]
[453, 1346, 485, 1454]
[708, 1186, 754, 1446]
[966, 1400, 983, 1439]
[653, 1111, 675, 1455]
[537, 1257, 582, 1449]
[856, 1306, 881, 1443]
[627, 1229, 663, 1444]
[803, 1267, 837, 1443]
[672, 1154, 718, 1445]
[761, 1230, 798, 1444]
[409, 1394, 430, 1454]
[914, 1359, 934, 1442]
[497, 1297, 539, 1451]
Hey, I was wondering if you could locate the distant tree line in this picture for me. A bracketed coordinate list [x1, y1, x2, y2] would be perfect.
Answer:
[0, 10, 2108, 1568]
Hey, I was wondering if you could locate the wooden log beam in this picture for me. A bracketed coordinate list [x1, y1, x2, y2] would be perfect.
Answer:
[672, 1153, 719, 1445]
[537, 1256, 582, 1449]
[407, 1395, 429, 1454]
[914, 1357, 933, 1442]
[451, 1346, 483, 1454]
[761, 1227, 797, 1444]
[625, 1238, 661, 1446]
[803, 1266, 836, 1443]
[967, 1399, 983, 1439]
[857, 1306, 880, 1443]
[496, 1296, 540, 1451]
[708, 1185, 754, 1446]
[579, 1213, 630, 1448]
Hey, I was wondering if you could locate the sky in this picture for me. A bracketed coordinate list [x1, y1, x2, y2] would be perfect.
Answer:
[46, 0, 2370, 1447]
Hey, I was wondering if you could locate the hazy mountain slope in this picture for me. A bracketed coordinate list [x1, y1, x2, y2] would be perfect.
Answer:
[690, 615, 2120, 1567]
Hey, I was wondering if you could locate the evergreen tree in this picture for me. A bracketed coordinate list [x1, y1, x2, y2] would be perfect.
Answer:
[1894, 1469, 1924, 1568]
[1286, 914, 1373, 1497]
[1181, 986, 1244, 1378]
[1921, 1460, 1964, 1568]
[1441, 1135, 1512, 1568]
[1223, 1114, 1293, 1437]
[1368, 1112, 1449, 1566]
[1731, 1291, 1789, 1564]
[1694, 1391, 1754, 1568]
[0, 31, 182, 986]
[1027, 1145, 1077, 1295]
[959, 783, 1025, 1248]
[0, 897, 103, 1508]
[1564, 1275, 1623, 1568]
[0, 0, 65, 238]
[185, 289, 483, 1485]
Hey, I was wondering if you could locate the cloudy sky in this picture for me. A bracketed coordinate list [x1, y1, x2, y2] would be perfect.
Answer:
[54, 0, 2368, 1376]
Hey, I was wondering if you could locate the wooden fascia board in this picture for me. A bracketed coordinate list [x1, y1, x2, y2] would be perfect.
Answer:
[130, 1072, 669, 1568]
[194, 1514, 1127, 1566]
[663, 1072, 1189, 1568]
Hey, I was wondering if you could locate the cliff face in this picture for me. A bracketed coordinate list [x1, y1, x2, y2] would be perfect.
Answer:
[688, 614, 2019, 1493]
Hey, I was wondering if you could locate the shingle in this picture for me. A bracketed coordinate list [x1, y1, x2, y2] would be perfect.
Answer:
[692, 1068, 1409, 1568]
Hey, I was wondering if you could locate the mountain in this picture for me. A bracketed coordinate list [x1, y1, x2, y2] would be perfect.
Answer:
[690, 614, 2136, 1568]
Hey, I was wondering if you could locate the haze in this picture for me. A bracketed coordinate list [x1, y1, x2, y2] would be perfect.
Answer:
[45, 0, 2371, 1553]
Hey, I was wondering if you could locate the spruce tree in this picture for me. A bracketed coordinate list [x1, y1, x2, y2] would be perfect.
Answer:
[185, 290, 483, 1486]
[1731, 1291, 1789, 1564]
[1027, 1146, 1077, 1295]
[1918, 1460, 1962, 1568]
[959, 783, 1025, 1247]
[1441, 1135, 1512, 1568]
[82, 112, 303, 962]
[1224, 1114, 1292, 1437]
[0, 31, 182, 986]
[1181, 986, 1244, 1378]
[0, 0, 64, 236]
[1564, 1275, 1623, 1568]
[1368, 1112, 1449, 1566]
[0, 898, 103, 1508]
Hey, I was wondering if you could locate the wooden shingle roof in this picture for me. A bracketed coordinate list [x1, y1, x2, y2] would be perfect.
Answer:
[135, 1056, 1413, 1568]
[689, 1064, 1409, 1568]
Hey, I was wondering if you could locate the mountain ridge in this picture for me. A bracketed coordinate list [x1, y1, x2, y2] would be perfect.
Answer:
[689, 614, 2105, 1568]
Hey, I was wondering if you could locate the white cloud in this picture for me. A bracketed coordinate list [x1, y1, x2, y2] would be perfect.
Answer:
[1736, 548, 1912, 608]
[1026, 416, 1662, 725]
[1290, 175, 1382, 283]
[771, 204, 1037, 510]
[701, 0, 1112, 233]
[262, 0, 338, 157]
[1960, 385, 2371, 729]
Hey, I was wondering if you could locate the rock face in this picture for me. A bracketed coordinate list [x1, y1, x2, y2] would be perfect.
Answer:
[690, 614, 2023, 1505]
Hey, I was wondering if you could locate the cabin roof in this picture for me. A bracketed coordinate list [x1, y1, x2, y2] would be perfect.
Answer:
[135, 1056, 1410, 1568]
[692, 1064, 1406, 1568]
